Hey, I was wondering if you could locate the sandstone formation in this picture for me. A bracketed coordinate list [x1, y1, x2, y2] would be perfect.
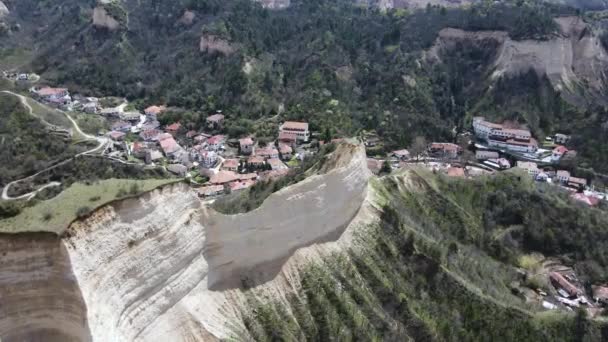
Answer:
[199, 35, 236, 55]
[429, 16, 608, 104]
[0, 142, 373, 341]
[0, 2, 8, 19]
[92, 6, 121, 31]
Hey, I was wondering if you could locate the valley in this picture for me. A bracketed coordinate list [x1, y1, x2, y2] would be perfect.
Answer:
[1, 0, 608, 341]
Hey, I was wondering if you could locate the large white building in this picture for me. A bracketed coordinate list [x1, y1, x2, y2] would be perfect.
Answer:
[279, 121, 310, 143]
[473, 117, 537, 153]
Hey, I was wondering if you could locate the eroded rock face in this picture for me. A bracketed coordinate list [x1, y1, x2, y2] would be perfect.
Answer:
[0, 143, 373, 341]
[0, 233, 91, 342]
[0, 2, 9, 19]
[429, 16, 608, 104]
[254, 0, 291, 9]
[92, 6, 120, 31]
[199, 34, 236, 55]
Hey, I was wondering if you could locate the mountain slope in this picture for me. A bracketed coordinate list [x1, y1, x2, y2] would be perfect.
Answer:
[1, 143, 608, 341]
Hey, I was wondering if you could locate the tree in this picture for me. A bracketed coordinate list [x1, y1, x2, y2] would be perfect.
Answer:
[380, 160, 392, 175]
[411, 136, 427, 162]
[322, 126, 332, 143]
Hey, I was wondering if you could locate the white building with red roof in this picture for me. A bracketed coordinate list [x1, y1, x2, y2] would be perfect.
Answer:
[144, 105, 166, 117]
[239, 137, 254, 155]
[279, 121, 310, 142]
[207, 135, 226, 151]
[552, 145, 569, 162]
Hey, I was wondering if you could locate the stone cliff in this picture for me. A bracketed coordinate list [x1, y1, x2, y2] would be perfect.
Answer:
[0, 142, 373, 341]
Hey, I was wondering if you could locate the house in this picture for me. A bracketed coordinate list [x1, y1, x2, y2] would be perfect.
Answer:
[194, 135, 209, 144]
[549, 272, 582, 298]
[475, 150, 499, 161]
[556, 170, 571, 183]
[198, 185, 225, 198]
[111, 120, 131, 132]
[239, 137, 254, 155]
[131, 141, 148, 159]
[140, 129, 163, 141]
[222, 159, 239, 172]
[255, 147, 279, 159]
[429, 143, 462, 158]
[555, 133, 571, 144]
[100, 107, 120, 117]
[230, 179, 256, 192]
[473, 117, 504, 139]
[278, 131, 298, 147]
[552, 146, 569, 162]
[248, 156, 266, 168]
[279, 121, 310, 143]
[198, 150, 218, 169]
[447, 166, 465, 178]
[206, 114, 225, 130]
[492, 158, 511, 169]
[207, 135, 226, 151]
[567, 177, 587, 190]
[210, 171, 240, 185]
[120, 111, 141, 122]
[141, 120, 161, 131]
[392, 149, 411, 161]
[108, 131, 126, 141]
[488, 138, 538, 153]
[536, 172, 549, 182]
[145, 150, 164, 164]
[160, 136, 181, 157]
[279, 144, 293, 160]
[166, 122, 182, 135]
[167, 164, 188, 177]
[516, 161, 539, 177]
[35, 87, 70, 104]
[83, 102, 99, 114]
[145, 105, 166, 117]
[267, 158, 288, 171]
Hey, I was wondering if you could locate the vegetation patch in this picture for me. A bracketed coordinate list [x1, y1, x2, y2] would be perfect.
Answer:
[0, 178, 177, 234]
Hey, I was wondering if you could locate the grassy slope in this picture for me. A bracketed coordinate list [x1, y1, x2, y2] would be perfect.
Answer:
[236, 169, 608, 341]
[0, 178, 178, 234]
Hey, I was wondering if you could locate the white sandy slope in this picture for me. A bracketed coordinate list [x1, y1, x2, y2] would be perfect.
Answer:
[0, 142, 374, 341]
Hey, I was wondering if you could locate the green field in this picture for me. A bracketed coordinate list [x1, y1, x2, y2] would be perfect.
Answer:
[0, 178, 179, 234]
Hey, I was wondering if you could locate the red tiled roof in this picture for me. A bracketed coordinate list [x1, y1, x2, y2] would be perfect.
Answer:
[553, 145, 569, 154]
[230, 179, 255, 191]
[239, 137, 254, 146]
[282, 121, 309, 131]
[159, 133, 173, 141]
[256, 147, 278, 158]
[207, 135, 225, 145]
[431, 142, 461, 152]
[210, 171, 239, 184]
[166, 123, 181, 131]
[571, 193, 600, 206]
[140, 129, 163, 141]
[279, 144, 293, 154]
[248, 156, 265, 164]
[37, 87, 68, 96]
[160, 137, 179, 154]
[109, 131, 125, 140]
[145, 105, 166, 115]
[222, 159, 239, 169]
[278, 131, 297, 141]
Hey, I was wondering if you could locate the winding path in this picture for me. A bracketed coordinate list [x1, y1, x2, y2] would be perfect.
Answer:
[1, 91, 109, 201]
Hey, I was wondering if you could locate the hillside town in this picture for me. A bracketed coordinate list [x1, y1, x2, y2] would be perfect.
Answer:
[22, 83, 317, 199]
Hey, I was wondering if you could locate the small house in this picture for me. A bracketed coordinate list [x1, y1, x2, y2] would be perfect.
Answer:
[556, 170, 571, 184]
[167, 164, 188, 177]
[552, 146, 569, 162]
[555, 133, 571, 144]
[108, 131, 126, 141]
[267, 158, 288, 171]
[166, 122, 182, 136]
[392, 149, 411, 161]
[207, 135, 226, 151]
[278, 131, 297, 147]
[145, 150, 164, 164]
[206, 114, 225, 130]
[222, 159, 239, 172]
[255, 147, 279, 160]
[567, 177, 587, 190]
[239, 137, 254, 155]
[429, 143, 462, 158]
[279, 144, 293, 160]
[516, 161, 539, 177]
[475, 150, 499, 161]
[145, 105, 166, 117]
[247, 156, 265, 168]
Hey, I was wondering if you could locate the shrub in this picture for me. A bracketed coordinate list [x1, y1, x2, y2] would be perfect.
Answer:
[76, 206, 91, 218]
[89, 196, 101, 202]
[42, 212, 53, 221]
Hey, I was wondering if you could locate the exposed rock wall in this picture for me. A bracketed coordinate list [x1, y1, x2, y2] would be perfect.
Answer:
[0, 233, 91, 342]
[199, 34, 236, 55]
[0, 1, 8, 19]
[92, 6, 120, 31]
[0, 143, 373, 341]
[429, 16, 608, 104]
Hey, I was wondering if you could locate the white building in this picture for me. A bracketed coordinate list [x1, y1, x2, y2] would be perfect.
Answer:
[279, 121, 310, 143]
[516, 161, 539, 177]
